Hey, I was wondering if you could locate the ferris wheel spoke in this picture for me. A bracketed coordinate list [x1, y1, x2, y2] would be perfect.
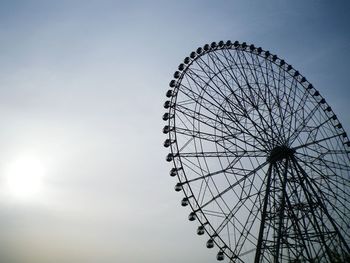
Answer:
[181, 155, 208, 174]
[272, 81, 296, 146]
[196, 53, 274, 146]
[294, 153, 349, 191]
[283, 165, 325, 260]
[201, 209, 233, 218]
[280, 77, 300, 140]
[232, 204, 261, 258]
[184, 160, 267, 194]
[214, 192, 259, 235]
[179, 79, 243, 120]
[260, 59, 288, 143]
[173, 107, 193, 132]
[287, 101, 323, 145]
[303, 146, 350, 159]
[243, 57, 283, 144]
[198, 169, 262, 208]
[177, 89, 268, 152]
[175, 104, 265, 153]
[292, 190, 334, 258]
[278, 175, 316, 260]
[207, 205, 258, 253]
[183, 157, 246, 185]
[174, 126, 267, 156]
[209, 51, 279, 145]
[243, 52, 286, 143]
[214, 170, 264, 236]
[173, 118, 202, 154]
[292, 115, 340, 145]
[200, 170, 234, 217]
[175, 103, 238, 135]
[288, 82, 311, 119]
[179, 151, 266, 158]
[295, 151, 350, 174]
[178, 75, 265, 140]
[213, 179, 264, 258]
[189, 161, 215, 207]
[175, 127, 240, 148]
[278, 160, 327, 261]
[227, 207, 259, 258]
[234, 51, 286, 145]
[175, 106, 231, 139]
[290, 156, 350, 254]
[175, 126, 232, 140]
[293, 156, 350, 222]
[292, 131, 348, 151]
[276, 79, 294, 134]
[286, 164, 335, 259]
[293, 163, 350, 217]
[185, 65, 256, 132]
[197, 161, 269, 211]
[276, 65, 293, 134]
[174, 98, 195, 107]
[185, 63, 246, 117]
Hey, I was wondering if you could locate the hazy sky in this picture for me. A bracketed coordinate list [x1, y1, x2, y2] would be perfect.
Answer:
[0, 1, 349, 262]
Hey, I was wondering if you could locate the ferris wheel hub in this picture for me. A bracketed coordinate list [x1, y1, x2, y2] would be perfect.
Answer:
[267, 145, 295, 163]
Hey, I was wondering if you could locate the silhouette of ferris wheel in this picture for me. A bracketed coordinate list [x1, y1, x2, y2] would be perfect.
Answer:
[162, 40, 350, 262]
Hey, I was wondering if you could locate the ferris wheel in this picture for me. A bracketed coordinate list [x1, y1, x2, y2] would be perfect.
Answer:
[162, 40, 350, 262]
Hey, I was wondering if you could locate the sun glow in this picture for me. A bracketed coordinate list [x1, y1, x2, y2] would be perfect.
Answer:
[4, 155, 46, 201]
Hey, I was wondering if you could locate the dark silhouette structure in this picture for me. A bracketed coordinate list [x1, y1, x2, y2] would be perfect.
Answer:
[162, 40, 350, 262]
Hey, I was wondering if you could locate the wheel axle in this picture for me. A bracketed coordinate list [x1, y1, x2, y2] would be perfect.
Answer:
[267, 145, 295, 163]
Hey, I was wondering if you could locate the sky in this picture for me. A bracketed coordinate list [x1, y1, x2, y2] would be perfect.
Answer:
[0, 1, 349, 262]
